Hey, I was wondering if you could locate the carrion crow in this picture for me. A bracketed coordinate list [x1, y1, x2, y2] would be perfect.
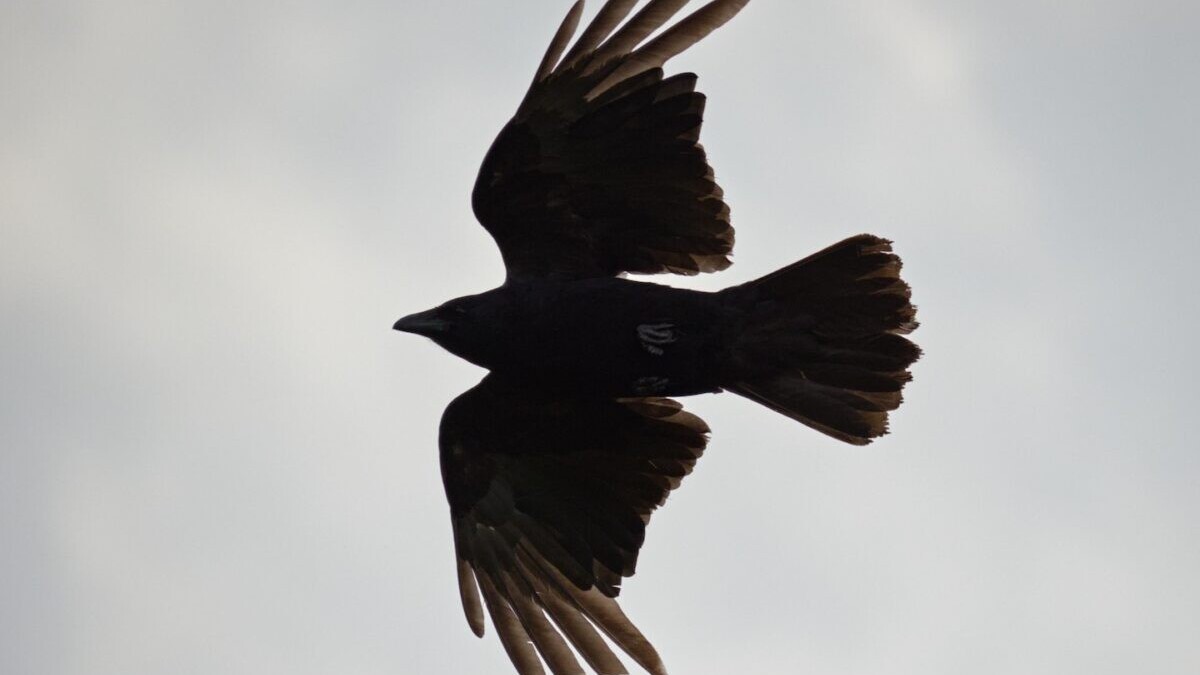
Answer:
[393, 1, 920, 673]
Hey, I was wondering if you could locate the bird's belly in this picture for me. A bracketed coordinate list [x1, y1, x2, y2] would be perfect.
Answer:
[499, 317, 724, 398]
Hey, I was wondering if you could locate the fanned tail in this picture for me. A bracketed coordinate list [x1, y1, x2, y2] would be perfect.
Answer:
[722, 234, 921, 445]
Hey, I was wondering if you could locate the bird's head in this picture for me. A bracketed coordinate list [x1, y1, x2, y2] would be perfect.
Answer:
[393, 292, 505, 367]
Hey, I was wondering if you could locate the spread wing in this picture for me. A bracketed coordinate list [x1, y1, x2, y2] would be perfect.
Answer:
[472, 0, 749, 282]
[439, 374, 709, 675]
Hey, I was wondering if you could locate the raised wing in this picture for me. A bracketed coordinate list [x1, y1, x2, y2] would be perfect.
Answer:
[472, 0, 749, 282]
[439, 374, 709, 675]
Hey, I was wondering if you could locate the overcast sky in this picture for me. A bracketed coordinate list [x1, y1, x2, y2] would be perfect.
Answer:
[3, 1, 1199, 674]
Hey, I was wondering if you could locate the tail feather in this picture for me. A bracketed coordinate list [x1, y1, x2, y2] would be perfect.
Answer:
[723, 234, 921, 445]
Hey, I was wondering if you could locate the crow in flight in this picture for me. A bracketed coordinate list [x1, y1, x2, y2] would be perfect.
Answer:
[392, 1, 920, 673]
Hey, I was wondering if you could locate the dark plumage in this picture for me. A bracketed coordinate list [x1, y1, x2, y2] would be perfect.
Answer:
[392, 2, 920, 673]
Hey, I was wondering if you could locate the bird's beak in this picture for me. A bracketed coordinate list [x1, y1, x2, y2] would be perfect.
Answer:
[393, 309, 449, 337]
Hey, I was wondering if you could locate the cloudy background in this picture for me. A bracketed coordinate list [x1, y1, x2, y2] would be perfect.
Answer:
[3, 1, 1198, 673]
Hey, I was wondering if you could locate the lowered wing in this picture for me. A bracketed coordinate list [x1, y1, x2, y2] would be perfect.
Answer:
[439, 374, 709, 674]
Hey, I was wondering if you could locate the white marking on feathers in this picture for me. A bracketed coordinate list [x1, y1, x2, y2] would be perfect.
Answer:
[638, 322, 677, 355]
[634, 377, 670, 395]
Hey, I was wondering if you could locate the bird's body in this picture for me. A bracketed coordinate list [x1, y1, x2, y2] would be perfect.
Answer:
[405, 278, 730, 398]
[392, 2, 921, 673]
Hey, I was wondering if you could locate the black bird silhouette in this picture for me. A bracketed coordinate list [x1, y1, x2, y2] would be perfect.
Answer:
[393, 1, 920, 673]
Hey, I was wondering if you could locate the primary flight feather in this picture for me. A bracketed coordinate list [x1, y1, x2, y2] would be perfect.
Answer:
[393, 2, 921, 673]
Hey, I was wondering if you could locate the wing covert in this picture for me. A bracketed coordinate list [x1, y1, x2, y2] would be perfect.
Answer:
[439, 374, 709, 675]
[472, 0, 749, 282]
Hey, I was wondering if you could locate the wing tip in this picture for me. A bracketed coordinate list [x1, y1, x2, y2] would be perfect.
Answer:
[533, 0, 587, 84]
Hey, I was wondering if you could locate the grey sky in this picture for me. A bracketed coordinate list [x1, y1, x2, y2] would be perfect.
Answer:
[3, 1, 1198, 673]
